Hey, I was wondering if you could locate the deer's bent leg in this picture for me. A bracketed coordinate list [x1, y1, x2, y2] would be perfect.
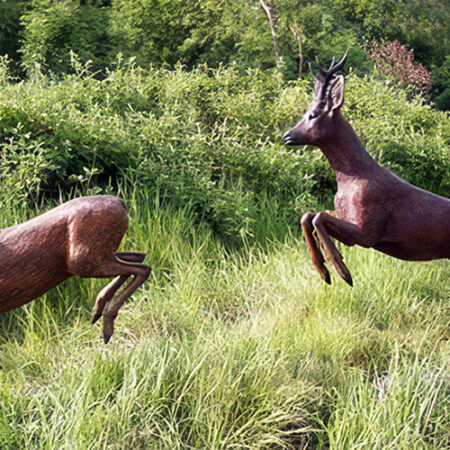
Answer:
[91, 275, 128, 324]
[88, 253, 151, 343]
[115, 251, 147, 262]
[101, 254, 151, 343]
[312, 212, 378, 286]
[301, 212, 331, 284]
[91, 252, 148, 324]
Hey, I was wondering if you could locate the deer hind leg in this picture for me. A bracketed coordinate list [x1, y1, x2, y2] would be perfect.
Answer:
[91, 252, 147, 324]
[89, 252, 151, 343]
[301, 212, 331, 284]
[101, 254, 151, 343]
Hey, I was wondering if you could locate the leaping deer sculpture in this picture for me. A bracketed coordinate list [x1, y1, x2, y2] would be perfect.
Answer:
[0, 195, 151, 342]
[283, 50, 450, 286]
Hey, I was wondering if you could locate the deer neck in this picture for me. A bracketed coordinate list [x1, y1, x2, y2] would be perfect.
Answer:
[318, 114, 380, 183]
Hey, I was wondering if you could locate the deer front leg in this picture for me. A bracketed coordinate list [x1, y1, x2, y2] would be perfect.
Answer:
[311, 212, 378, 287]
[300, 212, 331, 284]
[91, 252, 148, 324]
[102, 258, 151, 343]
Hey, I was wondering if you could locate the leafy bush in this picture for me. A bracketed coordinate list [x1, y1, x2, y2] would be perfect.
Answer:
[0, 59, 448, 242]
[365, 40, 432, 97]
[432, 56, 450, 111]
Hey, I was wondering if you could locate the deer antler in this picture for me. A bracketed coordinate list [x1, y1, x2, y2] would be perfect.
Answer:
[317, 48, 349, 102]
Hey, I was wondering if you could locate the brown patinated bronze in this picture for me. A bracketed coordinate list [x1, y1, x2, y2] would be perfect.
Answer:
[284, 51, 450, 286]
[0, 195, 151, 342]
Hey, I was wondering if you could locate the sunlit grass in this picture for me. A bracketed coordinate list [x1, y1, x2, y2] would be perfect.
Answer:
[0, 192, 448, 448]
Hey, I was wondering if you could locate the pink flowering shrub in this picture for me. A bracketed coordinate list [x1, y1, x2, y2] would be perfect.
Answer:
[365, 40, 432, 97]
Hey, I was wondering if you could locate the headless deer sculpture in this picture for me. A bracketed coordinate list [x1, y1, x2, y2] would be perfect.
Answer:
[0, 195, 151, 342]
[283, 50, 450, 286]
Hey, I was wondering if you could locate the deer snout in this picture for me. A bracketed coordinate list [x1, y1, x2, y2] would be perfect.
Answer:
[283, 118, 314, 146]
[283, 128, 294, 145]
[283, 127, 301, 146]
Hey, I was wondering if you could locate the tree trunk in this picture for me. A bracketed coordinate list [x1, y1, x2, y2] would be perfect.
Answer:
[258, 0, 281, 67]
[290, 23, 304, 75]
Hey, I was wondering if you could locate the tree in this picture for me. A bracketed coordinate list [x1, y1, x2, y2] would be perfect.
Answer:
[109, 0, 202, 67]
[21, 0, 113, 74]
[10, 0, 450, 111]
[432, 56, 450, 110]
[0, 0, 25, 74]
[258, 0, 281, 67]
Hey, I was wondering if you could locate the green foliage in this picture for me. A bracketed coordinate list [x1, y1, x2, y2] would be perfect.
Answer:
[21, 0, 113, 74]
[0, 0, 24, 73]
[432, 56, 450, 111]
[109, 0, 201, 68]
[0, 61, 448, 242]
[0, 60, 313, 241]
[191, 0, 277, 70]
[10, 0, 448, 110]
[0, 125, 59, 209]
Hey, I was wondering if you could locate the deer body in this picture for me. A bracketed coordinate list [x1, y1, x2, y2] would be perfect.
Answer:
[284, 51, 450, 285]
[0, 195, 151, 341]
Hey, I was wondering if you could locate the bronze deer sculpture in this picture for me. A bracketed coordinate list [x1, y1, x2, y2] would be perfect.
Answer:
[283, 50, 450, 286]
[0, 195, 151, 342]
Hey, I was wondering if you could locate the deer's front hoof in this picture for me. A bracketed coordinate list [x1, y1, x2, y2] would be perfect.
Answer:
[91, 313, 102, 324]
[340, 267, 353, 287]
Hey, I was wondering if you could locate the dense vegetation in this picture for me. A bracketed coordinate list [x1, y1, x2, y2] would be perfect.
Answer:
[0, 1, 449, 448]
[0, 56, 448, 447]
[0, 0, 449, 109]
[1, 58, 449, 240]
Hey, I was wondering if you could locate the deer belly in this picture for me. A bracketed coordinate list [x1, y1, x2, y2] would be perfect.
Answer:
[374, 242, 449, 261]
[374, 214, 450, 261]
[0, 249, 70, 312]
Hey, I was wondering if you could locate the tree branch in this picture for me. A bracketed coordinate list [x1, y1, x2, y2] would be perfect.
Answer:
[290, 23, 304, 75]
[258, 0, 281, 67]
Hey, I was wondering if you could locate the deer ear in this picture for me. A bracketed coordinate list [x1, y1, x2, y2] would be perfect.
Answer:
[327, 74, 345, 112]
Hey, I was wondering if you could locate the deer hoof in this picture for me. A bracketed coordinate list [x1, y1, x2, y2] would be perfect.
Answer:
[91, 313, 102, 325]
[341, 270, 353, 287]
[334, 257, 353, 287]
[316, 265, 331, 284]
[102, 315, 115, 343]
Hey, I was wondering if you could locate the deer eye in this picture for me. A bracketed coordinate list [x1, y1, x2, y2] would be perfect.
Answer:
[309, 112, 317, 120]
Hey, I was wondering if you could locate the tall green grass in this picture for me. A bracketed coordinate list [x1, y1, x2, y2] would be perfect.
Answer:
[0, 191, 448, 448]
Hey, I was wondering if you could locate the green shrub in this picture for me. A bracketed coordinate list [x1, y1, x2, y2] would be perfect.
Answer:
[0, 60, 448, 242]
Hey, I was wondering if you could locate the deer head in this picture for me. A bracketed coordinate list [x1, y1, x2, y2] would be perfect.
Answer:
[283, 49, 348, 146]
